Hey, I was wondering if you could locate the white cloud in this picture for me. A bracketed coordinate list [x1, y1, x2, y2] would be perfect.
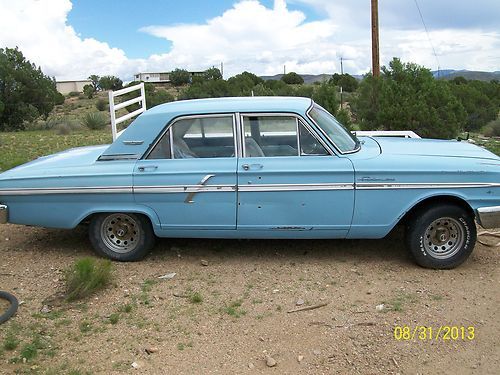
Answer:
[140, 0, 339, 77]
[0, 0, 498, 81]
[0, 0, 132, 80]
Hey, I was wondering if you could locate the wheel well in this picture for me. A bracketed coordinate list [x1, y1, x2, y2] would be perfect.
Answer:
[400, 195, 475, 225]
[79, 212, 154, 227]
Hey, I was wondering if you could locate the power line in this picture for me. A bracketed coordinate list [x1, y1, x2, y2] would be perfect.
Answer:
[413, 0, 440, 76]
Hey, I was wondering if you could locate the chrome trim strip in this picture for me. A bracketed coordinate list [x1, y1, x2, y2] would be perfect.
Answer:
[306, 103, 360, 155]
[239, 183, 354, 192]
[0, 186, 132, 196]
[98, 154, 140, 161]
[184, 174, 216, 203]
[134, 185, 236, 194]
[0, 204, 8, 224]
[356, 182, 500, 190]
[122, 140, 144, 145]
[477, 206, 500, 229]
[1, 181, 497, 196]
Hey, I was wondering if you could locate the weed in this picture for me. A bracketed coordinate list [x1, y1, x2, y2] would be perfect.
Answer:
[20, 343, 37, 361]
[252, 299, 263, 304]
[177, 342, 193, 351]
[3, 334, 19, 351]
[384, 292, 418, 312]
[65, 257, 113, 301]
[276, 305, 282, 312]
[119, 303, 133, 313]
[141, 279, 157, 293]
[431, 294, 443, 301]
[224, 300, 246, 318]
[82, 112, 107, 130]
[108, 313, 120, 325]
[79, 321, 92, 333]
[189, 292, 203, 304]
[95, 99, 107, 111]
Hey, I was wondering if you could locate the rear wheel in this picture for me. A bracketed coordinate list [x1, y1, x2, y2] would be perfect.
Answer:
[405, 204, 476, 269]
[89, 213, 155, 261]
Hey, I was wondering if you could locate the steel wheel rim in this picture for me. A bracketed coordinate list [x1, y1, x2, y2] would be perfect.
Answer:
[423, 217, 464, 259]
[100, 214, 140, 254]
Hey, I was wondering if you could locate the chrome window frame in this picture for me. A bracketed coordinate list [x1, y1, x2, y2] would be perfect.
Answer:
[143, 113, 238, 160]
[239, 112, 334, 158]
[305, 102, 360, 155]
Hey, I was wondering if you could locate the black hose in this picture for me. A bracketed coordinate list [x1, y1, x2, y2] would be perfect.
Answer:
[0, 291, 18, 324]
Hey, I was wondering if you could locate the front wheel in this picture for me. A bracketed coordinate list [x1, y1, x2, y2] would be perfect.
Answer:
[405, 204, 476, 269]
[89, 213, 155, 261]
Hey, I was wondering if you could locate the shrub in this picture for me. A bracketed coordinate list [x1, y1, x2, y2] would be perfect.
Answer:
[67, 91, 80, 97]
[82, 112, 107, 130]
[483, 119, 500, 137]
[83, 84, 95, 99]
[65, 257, 113, 301]
[55, 92, 65, 105]
[95, 98, 107, 111]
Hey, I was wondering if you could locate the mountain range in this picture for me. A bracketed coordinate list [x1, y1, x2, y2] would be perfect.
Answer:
[260, 70, 500, 83]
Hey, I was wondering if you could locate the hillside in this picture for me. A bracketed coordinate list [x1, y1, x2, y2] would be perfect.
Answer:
[261, 70, 500, 83]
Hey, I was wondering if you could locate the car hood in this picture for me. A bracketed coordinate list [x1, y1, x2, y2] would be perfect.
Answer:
[0, 145, 109, 178]
[373, 137, 499, 161]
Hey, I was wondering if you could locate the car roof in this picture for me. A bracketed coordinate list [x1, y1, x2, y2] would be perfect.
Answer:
[101, 96, 314, 159]
[143, 96, 313, 116]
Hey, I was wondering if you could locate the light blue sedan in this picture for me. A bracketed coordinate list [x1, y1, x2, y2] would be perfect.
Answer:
[0, 97, 499, 268]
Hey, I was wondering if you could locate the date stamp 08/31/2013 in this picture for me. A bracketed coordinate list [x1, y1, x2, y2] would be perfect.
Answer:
[394, 325, 475, 341]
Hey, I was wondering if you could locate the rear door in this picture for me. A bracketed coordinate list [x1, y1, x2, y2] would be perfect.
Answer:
[134, 114, 237, 230]
[236, 113, 355, 237]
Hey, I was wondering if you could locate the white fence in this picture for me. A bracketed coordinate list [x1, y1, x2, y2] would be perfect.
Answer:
[354, 130, 421, 138]
[108, 83, 146, 140]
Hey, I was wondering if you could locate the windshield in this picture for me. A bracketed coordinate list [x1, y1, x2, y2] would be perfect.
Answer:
[308, 104, 359, 153]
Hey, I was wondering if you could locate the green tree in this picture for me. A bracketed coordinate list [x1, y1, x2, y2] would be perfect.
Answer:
[98, 75, 123, 91]
[0, 47, 61, 131]
[203, 67, 223, 81]
[169, 69, 191, 86]
[329, 73, 359, 92]
[312, 81, 339, 116]
[281, 72, 304, 84]
[88, 74, 100, 91]
[227, 71, 264, 96]
[354, 58, 466, 139]
[83, 84, 95, 99]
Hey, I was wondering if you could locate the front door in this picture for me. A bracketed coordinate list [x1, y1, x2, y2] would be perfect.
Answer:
[237, 114, 355, 237]
[134, 114, 237, 230]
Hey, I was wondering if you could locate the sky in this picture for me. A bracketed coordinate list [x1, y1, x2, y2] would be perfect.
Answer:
[0, 0, 499, 81]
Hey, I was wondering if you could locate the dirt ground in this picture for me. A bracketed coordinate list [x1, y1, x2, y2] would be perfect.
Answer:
[0, 223, 498, 374]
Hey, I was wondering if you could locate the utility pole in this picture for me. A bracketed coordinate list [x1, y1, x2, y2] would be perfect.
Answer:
[371, 0, 380, 77]
[283, 65, 286, 75]
[340, 57, 344, 108]
[220, 62, 224, 79]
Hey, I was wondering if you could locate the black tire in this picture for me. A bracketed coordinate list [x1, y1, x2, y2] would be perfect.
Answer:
[0, 291, 19, 325]
[89, 213, 155, 261]
[405, 204, 476, 269]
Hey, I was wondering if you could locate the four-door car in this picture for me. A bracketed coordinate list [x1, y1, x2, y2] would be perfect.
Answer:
[0, 97, 499, 268]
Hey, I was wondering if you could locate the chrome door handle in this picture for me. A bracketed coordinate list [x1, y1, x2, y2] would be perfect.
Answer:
[242, 164, 263, 170]
[138, 165, 158, 172]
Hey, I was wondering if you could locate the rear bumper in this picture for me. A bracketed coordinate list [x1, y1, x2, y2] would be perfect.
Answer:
[477, 206, 500, 229]
[0, 204, 7, 224]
